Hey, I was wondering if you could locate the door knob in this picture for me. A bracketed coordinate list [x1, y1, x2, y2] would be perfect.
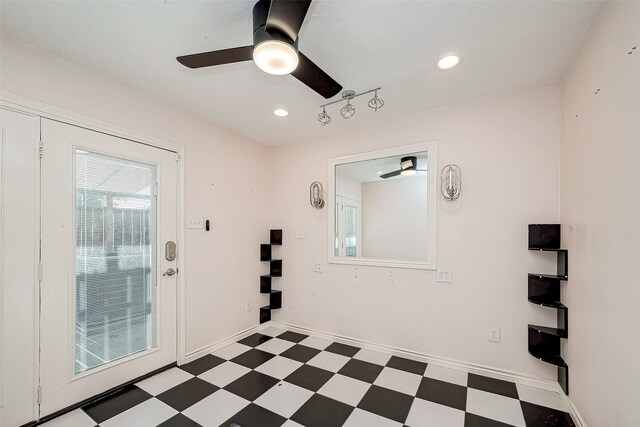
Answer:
[163, 268, 176, 277]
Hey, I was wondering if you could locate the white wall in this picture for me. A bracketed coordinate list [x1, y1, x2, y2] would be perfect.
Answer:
[269, 83, 562, 379]
[335, 171, 362, 201]
[361, 176, 428, 261]
[561, 2, 640, 425]
[0, 37, 270, 358]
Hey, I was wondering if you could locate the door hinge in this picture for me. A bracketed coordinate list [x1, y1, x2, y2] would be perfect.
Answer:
[39, 141, 44, 158]
[37, 386, 42, 404]
[38, 263, 43, 281]
[153, 182, 159, 196]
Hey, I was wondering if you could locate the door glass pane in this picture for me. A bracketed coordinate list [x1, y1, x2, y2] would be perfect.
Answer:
[335, 200, 340, 256]
[345, 205, 357, 257]
[75, 150, 155, 374]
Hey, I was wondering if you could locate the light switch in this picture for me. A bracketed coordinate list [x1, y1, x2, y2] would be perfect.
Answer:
[187, 216, 204, 229]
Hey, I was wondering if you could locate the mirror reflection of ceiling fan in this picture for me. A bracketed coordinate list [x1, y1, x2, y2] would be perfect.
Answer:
[176, 0, 342, 99]
[379, 156, 427, 179]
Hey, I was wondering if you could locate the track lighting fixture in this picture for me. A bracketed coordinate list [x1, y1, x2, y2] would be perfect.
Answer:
[340, 98, 356, 119]
[318, 106, 332, 125]
[368, 90, 384, 112]
[318, 87, 383, 125]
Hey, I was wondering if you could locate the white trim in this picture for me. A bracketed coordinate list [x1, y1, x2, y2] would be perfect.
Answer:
[0, 91, 188, 369]
[33, 116, 42, 421]
[270, 321, 583, 425]
[70, 348, 162, 382]
[183, 324, 268, 364]
[0, 91, 183, 153]
[327, 142, 437, 270]
[271, 321, 559, 390]
[561, 394, 588, 427]
[0, 119, 4, 412]
[275, 321, 583, 421]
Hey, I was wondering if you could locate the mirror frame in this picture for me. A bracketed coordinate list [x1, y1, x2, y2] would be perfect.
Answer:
[328, 141, 437, 270]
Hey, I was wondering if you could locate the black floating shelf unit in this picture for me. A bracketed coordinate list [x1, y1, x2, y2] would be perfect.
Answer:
[527, 224, 569, 395]
[259, 229, 282, 324]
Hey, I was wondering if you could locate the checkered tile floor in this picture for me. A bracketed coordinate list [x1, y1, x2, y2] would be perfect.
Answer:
[41, 327, 576, 427]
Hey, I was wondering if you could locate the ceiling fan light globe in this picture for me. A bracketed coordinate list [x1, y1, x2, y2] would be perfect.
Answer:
[253, 40, 299, 75]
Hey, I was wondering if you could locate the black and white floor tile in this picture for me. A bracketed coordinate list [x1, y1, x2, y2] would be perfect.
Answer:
[40, 326, 576, 427]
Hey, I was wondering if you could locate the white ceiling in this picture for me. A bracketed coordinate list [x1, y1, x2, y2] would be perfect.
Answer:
[0, 0, 600, 146]
[337, 151, 428, 183]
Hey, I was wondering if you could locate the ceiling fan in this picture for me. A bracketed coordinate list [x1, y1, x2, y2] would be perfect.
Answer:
[176, 0, 343, 99]
[379, 156, 427, 179]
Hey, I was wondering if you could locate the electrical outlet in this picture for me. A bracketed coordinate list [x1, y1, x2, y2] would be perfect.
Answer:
[289, 298, 295, 309]
[187, 216, 204, 229]
[313, 262, 323, 273]
[245, 301, 252, 312]
[437, 268, 452, 283]
[295, 229, 305, 239]
[489, 326, 500, 343]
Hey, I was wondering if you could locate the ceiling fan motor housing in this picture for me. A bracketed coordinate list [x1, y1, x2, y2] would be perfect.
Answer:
[177, 0, 342, 99]
[253, 0, 299, 52]
[401, 156, 417, 170]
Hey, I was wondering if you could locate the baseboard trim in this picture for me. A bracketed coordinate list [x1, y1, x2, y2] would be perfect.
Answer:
[269, 321, 584, 425]
[271, 321, 558, 389]
[183, 323, 266, 364]
[561, 394, 588, 427]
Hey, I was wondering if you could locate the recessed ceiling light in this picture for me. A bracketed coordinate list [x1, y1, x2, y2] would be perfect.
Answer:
[436, 53, 461, 70]
[273, 108, 290, 117]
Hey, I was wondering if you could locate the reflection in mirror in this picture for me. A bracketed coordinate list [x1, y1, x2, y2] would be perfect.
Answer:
[334, 150, 428, 263]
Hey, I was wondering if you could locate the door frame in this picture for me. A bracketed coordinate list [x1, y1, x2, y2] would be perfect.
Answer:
[0, 90, 187, 417]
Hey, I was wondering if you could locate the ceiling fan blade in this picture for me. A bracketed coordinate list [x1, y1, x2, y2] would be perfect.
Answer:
[380, 170, 402, 179]
[266, 0, 312, 42]
[177, 46, 254, 69]
[291, 52, 342, 99]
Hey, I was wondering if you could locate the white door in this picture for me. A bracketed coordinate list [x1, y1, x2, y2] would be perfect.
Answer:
[39, 119, 178, 416]
[0, 108, 39, 427]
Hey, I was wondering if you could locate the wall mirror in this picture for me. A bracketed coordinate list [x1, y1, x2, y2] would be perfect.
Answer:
[328, 142, 437, 270]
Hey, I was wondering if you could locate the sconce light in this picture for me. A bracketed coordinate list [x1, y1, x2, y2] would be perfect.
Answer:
[318, 87, 383, 125]
[309, 181, 325, 208]
[441, 164, 461, 200]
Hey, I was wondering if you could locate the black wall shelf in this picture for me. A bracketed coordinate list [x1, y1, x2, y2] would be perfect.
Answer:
[527, 224, 569, 395]
[260, 229, 282, 324]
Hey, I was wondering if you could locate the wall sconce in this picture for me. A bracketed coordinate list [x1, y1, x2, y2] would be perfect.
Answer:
[309, 181, 325, 208]
[441, 164, 461, 201]
[318, 87, 383, 125]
